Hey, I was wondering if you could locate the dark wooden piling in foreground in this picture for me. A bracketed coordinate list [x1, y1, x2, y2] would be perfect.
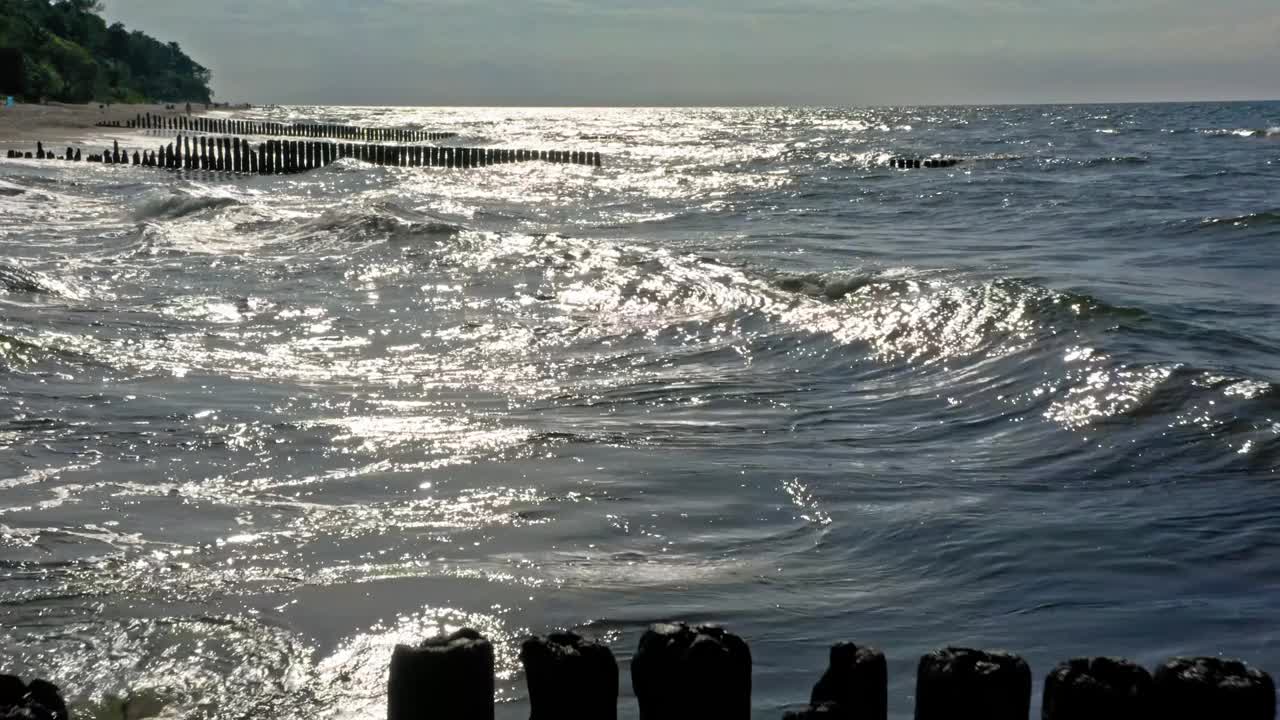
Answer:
[388, 628, 494, 720]
[521, 632, 619, 720]
[1043, 657, 1152, 720]
[1152, 657, 1276, 720]
[0, 675, 68, 720]
[632, 623, 752, 720]
[915, 647, 1031, 720]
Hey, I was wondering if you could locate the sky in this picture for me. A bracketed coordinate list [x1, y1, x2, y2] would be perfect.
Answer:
[104, 0, 1280, 106]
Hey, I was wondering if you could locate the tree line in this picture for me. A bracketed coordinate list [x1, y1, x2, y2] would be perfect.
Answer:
[0, 0, 213, 103]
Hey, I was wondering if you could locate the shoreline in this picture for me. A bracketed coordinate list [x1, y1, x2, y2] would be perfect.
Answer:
[0, 101, 251, 152]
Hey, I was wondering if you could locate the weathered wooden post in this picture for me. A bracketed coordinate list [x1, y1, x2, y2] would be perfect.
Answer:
[0, 676, 69, 720]
[1043, 657, 1151, 720]
[1152, 657, 1275, 720]
[387, 628, 494, 720]
[520, 632, 618, 720]
[632, 623, 752, 720]
[915, 648, 1030, 720]
[789, 643, 889, 720]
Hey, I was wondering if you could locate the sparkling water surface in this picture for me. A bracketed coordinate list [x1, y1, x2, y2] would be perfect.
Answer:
[1, 103, 1278, 718]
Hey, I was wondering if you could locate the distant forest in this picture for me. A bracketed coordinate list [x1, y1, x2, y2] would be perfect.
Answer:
[0, 0, 213, 103]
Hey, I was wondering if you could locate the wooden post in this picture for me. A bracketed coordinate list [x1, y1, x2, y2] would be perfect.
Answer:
[1043, 658, 1151, 720]
[387, 628, 494, 720]
[915, 648, 1030, 720]
[520, 632, 618, 720]
[1152, 657, 1275, 720]
[790, 643, 889, 720]
[631, 623, 752, 720]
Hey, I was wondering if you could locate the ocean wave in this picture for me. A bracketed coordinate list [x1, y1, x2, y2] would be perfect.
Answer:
[1203, 127, 1280, 138]
[1194, 211, 1280, 230]
[0, 261, 84, 298]
[1081, 155, 1149, 167]
[301, 208, 464, 242]
[0, 331, 93, 367]
[774, 271, 1142, 322]
[133, 191, 243, 221]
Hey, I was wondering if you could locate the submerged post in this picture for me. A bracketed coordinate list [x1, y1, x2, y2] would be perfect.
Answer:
[798, 643, 888, 720]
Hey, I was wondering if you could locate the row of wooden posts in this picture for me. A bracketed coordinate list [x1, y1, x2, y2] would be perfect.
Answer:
[391, 624, 1277, 720]
[8, 138, 603, 173]
[891, 157, 961, 169]
[2, 623, 1274, 719]
[95, 113, 455, 143]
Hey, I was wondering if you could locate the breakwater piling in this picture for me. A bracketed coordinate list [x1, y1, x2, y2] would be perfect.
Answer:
[381, 625, 1274, 720]
[5, 625, 1277, 718]
[97, 114, 456, 143]
[891, 156, 961, 169]
[7, 136, 605, 172]
[0, 675, 67, 720]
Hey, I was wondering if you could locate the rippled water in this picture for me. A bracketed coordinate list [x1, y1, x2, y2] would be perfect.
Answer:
[2, 103, 1279, 718]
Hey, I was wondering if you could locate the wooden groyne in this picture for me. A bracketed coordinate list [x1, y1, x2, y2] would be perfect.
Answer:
[3, 624, 1276, 718]
[890, 157, 961, 169]
[390, 625, 1276, 719]
[6, 137, 604, 173]
[96, 113, 456, 143]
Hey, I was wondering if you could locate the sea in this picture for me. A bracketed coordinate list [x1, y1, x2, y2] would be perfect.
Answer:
[1, 103, 1278, 718]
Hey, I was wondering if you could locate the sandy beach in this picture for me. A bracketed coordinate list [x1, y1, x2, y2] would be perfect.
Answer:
[0, 101, 249, 155]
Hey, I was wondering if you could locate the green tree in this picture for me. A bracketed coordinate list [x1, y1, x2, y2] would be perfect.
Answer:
[0, 0, 212, 102]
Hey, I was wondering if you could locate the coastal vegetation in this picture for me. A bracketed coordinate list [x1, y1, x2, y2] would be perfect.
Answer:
[0, 0, 212, 103]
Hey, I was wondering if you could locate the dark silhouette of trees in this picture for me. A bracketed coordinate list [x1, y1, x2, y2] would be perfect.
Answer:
[0, 0, 213, 103]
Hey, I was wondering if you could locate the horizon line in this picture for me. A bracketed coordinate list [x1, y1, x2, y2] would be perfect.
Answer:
[229, 98, 1280, 109]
